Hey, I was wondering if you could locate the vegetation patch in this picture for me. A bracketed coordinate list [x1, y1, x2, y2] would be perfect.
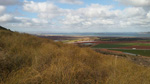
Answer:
[92, 43, 129, 48]
[93, 43, 150, 48]
[112, 49, 150, 57]
[123, 43, 150, 46]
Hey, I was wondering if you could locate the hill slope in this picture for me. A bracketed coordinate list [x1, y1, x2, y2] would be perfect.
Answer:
[0, 27, 150, 84]
[0, 26, 11, 31]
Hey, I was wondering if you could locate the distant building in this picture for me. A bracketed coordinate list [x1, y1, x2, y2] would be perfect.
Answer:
[132, 48, 136, 50]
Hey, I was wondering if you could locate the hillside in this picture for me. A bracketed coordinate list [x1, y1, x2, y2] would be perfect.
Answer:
[0, 26, 11, 31]
[0, 27, 150, 84]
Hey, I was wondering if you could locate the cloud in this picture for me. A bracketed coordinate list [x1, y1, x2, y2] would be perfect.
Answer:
[12, 17, 50, 27]
[23, 1, 57, 13]
[116, 0, 150, 7]
[147, 11, 150, 18]
[0, 0, 20, 6]
[31, 18, 48, 24]
[0, 14, 19, 23]
[0, 13, 50, 29]
[62, 4, 118, 27]
[0, 5, 20, 23]
[122, 7, 146, 18]
[57, 0, 83, 4]
[23, 1, 66, 19]
[22, 1, 150, 31]
[119, 7, 150, 28]
[2, 0, 150, 32]
[62, 4, 150, 30]
[0, 6, 5, 14]
[114, 0, 150, 29]
[0, 14, 12, 22]
[76, 4, 115, 18]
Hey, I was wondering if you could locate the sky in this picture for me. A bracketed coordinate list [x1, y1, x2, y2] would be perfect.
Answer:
[0, 0, 150, 33]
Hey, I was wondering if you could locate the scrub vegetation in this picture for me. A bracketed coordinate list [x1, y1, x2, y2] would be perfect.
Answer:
[0, 27, 150, 84]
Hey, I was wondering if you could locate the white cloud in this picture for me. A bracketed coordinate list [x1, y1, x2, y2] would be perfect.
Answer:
[0, 14, 23, 24]
[0, 14, 50, 28]
[58, 0, 83, 4]
[14, 17, 50, 27]
[0, 14, 13, 22]
[31, 18, 48, 24]
[76, 4, 114, 18]
[122, 7, 146, 18]
[62, 4, 118, 27]
[92, 19, 114, 25]
[23, 1, 66, 19]
[23, 2, 119, 26]
[24, 1, 57, 13]
[76, 4, 122, 19]
[0, 6, 5, 14]
[62, 4, 150, 30]
[2, 1, 150, 32]
[116, 0, 150, 7]
[63, 14, 84, 25]
[147, 11, 150, 18]
[23, 2, 150, 31]
[0, 0, 20, 6]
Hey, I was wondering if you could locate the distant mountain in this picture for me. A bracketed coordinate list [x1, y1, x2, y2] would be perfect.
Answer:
[146, 32, 150, 34]
[138, 32, 150, 34]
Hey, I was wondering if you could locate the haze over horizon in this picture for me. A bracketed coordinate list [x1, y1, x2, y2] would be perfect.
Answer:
[0, 0, 150, 33]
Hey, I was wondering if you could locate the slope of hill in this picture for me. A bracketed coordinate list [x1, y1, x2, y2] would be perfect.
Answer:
[0, 26, 11, 31]
[0, 27, 150, 84]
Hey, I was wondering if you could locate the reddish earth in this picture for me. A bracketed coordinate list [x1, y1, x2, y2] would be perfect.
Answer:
[95, 49, 125, 55]
[120, 46, 150, 49]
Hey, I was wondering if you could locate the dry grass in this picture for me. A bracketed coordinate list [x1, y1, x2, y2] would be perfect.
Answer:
[0, 29, 150, 84]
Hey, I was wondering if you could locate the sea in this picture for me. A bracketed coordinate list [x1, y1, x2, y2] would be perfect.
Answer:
[38, 32, 150, 37]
